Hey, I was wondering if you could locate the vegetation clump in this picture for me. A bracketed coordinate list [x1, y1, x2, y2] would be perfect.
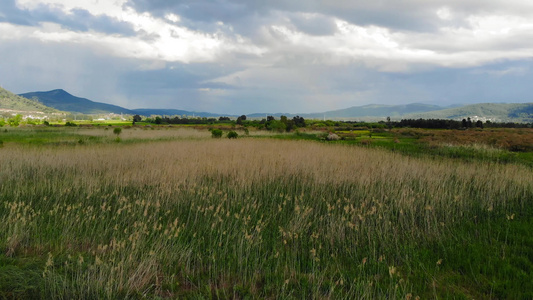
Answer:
[326, 132, 340, 141]
[227, 130, 238, 139]
[211, 128, 223, 138]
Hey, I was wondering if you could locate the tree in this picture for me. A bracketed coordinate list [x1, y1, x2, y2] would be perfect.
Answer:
[132, 115, 142, 124]
[292, 116, 305, 127]
[475, 120, 483, 128]
[155, 116, 162, 125]
[236, 115, 245, 125]
[467, 117, 473, 128]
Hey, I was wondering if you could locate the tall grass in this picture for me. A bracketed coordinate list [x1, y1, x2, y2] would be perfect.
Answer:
[1, 137, 532, 298]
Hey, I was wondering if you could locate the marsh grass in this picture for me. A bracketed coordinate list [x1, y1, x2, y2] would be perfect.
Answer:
[0, 127, 210, 147]
[0, 135, 532, 298]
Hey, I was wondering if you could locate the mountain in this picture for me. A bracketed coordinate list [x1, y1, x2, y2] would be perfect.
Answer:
[16, 88, 532, 122]
[20, 89, 135, 114]
[404, 103, 533, 123]
[247, 103, 443, 119]
[303, 103, 443, 119]
[248, 103, 532, 122]
[0, 86, 59, 114]
[131, 108, 228, 118]
[19, 89, 228, 117]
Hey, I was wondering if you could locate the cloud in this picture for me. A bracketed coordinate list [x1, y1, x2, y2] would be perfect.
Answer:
[124, 0, 533, 32]
[0, 1, 264, 64]
[1, 0, 136, 35]
[1, 0, 533, 114]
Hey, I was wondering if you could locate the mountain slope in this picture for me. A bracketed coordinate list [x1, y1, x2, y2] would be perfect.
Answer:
[0, 87, 59, 113]
[304, 103, 443, 119]
[247, 104, 443, 119]
[20, 89, 135, 114]
[404, 103, 533, 123]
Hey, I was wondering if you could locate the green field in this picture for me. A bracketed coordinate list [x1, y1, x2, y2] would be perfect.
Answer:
[0, 127, 532, 299]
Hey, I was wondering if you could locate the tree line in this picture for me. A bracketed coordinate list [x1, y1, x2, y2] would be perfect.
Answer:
[391, 118, 531, 129]
[133, 114, 531, 129]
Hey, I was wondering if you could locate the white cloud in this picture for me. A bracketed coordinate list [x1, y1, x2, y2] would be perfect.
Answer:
[9, 0, 264, 64]
[7, 0, 533, 71]
[436, 7, 453, 20]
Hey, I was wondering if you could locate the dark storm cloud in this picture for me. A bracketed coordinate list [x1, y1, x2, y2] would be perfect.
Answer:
[65, 9, 136, 36]
[124, 0, 458, 33]
[0, 0, 136, 36]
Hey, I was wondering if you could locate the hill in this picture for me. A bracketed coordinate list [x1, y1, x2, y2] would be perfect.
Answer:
[305, 103, 443, 119]
[131, 108, 226, 118]
[20, 89, 135, 114]
[0, 86, 59, 114]
[253, 103, 532, 123]
[404, 103, 533, 123]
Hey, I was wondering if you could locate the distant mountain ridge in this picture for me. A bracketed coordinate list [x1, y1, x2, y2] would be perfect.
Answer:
[20, 89, 135, 114]
[404, 103, 533, 123]
[132, 108, 223, 118]
[303, 103, 443, 118]
[16, 88, 532, 122]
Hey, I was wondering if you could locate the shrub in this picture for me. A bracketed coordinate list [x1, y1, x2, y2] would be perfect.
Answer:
[227, 131, 238, 139]
[65, 121, 77, 127]
[211, 129, 223, 138]
[326, 133, 340, 141]
[8, 114, 22, 127]
[113, 127, 122, 136]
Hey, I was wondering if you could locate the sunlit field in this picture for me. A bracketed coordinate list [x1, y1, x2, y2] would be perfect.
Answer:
[1, 128, 532, 299]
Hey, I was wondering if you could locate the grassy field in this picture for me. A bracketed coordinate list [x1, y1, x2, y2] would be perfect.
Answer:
[280, 127, 533, 167]
[0, 127, 532, 299]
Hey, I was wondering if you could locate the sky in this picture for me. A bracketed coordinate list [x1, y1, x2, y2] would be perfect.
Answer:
[0, 0, 532, 114]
